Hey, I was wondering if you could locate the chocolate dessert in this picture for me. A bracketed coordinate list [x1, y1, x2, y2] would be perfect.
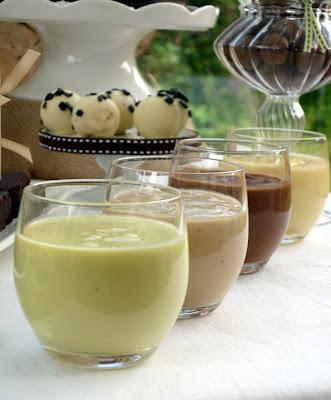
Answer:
[0, 172, 30, 220]
[0, 191, 12, 231]
[245, 173, 291, 264]
[170, 171, 291, 266]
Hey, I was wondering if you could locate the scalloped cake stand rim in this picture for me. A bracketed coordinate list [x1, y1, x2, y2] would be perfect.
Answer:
[0, 0, 219, 28]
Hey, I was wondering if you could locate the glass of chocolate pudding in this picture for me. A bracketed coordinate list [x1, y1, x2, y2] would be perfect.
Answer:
[230, 128, 330, 244]
[175, 138, 291, 274]
[111, 155, 249, 319]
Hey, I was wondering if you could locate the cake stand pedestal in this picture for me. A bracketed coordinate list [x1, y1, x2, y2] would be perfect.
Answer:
[0, 0, 219, 100]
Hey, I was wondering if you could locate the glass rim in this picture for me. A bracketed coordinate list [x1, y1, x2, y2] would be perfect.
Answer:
[112, 154, 245, 176]
[177, 138, 289, 155]
[24, 179, 183, 208]
[230, 127, 327, 142]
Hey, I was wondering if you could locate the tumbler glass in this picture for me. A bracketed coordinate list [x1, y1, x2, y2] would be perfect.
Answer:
[111, 155, 248, 318]
[14, 179, 188, 369]
[175, 138, 291, 274]
[230, 128, 329, 243]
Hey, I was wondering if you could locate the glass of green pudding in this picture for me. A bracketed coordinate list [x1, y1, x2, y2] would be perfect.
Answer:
[14, 179, 188, 369]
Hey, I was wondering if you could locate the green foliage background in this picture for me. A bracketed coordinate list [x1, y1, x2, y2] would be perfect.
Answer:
[138, 0, 331, 175]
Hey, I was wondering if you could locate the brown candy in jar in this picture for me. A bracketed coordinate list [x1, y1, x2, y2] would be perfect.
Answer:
[260, 33, 289, 65]
[233, 34, 261, 70]
[296, 51, 327, 75]
[271, 18, 302, 44]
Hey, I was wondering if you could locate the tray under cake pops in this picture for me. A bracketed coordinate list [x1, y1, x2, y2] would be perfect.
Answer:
[38, 128, 198, 156]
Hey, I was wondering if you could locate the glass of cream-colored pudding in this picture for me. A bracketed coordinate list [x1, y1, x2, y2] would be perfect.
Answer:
[14, 180, 188, 369]
[111, 156, 248, 319]
[230, 128, 329, 244]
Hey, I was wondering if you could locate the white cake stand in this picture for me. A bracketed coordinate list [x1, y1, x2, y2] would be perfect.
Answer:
[0, 0, 219, 100]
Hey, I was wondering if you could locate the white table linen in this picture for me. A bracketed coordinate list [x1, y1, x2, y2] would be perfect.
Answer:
[1, 198, 330, 400]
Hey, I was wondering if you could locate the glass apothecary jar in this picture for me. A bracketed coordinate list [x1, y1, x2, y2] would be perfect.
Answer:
[214, 0, 331, 129]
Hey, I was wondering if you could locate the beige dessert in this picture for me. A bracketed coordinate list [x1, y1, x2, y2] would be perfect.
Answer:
[40, 87, 191, 139]
[112, 185, 248, 309]
[181, 189, 248, 308]
[72, 94, 120, 138]
[287, 153, 329, 236]
[225, 153, 329, 237]
[105, 89, 136, 134]
[40, 88, 81, 135]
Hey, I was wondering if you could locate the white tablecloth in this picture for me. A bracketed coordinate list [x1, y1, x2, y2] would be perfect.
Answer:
[1, 198, 331, 400]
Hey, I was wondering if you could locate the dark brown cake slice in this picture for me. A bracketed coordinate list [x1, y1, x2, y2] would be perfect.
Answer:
[0, 173, 30, 219]
[0, 190, 12, 231]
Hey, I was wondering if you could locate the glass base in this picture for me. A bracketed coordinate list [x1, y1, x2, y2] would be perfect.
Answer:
[240, 260, 267, 275]
[281, 234, 306, 245]
[45, 346, 156, 369]
[178, 302, 221, 319]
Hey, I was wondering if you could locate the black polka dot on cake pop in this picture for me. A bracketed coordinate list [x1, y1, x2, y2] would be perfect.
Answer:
[58, 102, 67, 111]
[42, 101, 47, 109]
[188, 110, 192, 118]
[40, 119, 44, 126]
[97, 94, 108, 102]
[58, 102, 73, 112]
[86, 92, 97, 96]
[136, 101, 141, 107]
[76, 109, 84, 117]
[105, 90, 112, 97]
[164, 97, 174, 105]
[157, 91, 166, 97]
[64, 91, 73, 98]
[45, 92, 54, 101]
[179, 100, 188, 109]
[54, 88, 65, 96]
[128, 105, 135, 113]
[168, 88, 189, 103]
[122, 89, 130, 96]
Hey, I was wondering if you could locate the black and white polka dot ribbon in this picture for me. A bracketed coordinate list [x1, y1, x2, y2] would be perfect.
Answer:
[303, 0, 329, 53]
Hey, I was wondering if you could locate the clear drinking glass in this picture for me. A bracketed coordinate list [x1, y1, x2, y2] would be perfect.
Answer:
[175, 138, 291, 274]
[111, 155, 248, 319]
[229, 128, 330, 243]
[14, 179, 188, 369]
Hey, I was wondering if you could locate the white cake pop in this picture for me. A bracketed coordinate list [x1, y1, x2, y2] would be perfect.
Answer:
[157, 89, 192, 133]
[134, 94, 182, 139]
[105, 89, 136, 134]
[40, 88, 81, 135]
[72, 93, 120, 138]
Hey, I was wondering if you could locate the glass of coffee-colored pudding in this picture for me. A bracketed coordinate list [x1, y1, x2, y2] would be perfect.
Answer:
[111, 155, 248, 319]
[175, 138, 291, 274]
[229, 128, 330, 243]
[14, 179, 188, 369]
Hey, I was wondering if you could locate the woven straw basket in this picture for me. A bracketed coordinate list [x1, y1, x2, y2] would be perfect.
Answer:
[2, 98, 104, 179]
